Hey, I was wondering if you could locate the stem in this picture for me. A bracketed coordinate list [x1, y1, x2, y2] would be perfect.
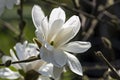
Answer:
[0, 56, 40, 66]
[17, 0, 26, 42]
[95, 51, 120, 79]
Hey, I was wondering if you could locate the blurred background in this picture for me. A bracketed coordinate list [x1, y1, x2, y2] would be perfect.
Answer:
[0, 0, 120, 80]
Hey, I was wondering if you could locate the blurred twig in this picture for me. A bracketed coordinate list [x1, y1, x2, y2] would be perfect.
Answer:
[95, 51, 120, 79]
[41, 0, 116, 26]
[17, 0, 26, 42]
[0, 20, 19, 35]
[0, 56, 40, 67]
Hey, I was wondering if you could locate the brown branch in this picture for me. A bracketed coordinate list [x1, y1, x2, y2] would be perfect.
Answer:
[41, 0, 115, 26]
[95, 51, 120, 79]
[17, 0, 26, 42]
[0, 56, 40, 67]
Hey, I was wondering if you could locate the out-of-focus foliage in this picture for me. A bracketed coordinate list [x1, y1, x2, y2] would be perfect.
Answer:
[0, 0, 120, 80]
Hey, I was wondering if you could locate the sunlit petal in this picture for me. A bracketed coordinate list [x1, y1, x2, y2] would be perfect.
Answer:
[61, 41, 91, 53]
[53, 49, 67, 67]
[40, 47, 60, 67]
[54, 15, 80, 46]
[48, 19, 64, 43]
[53, 66, 63, 79]
[39, 63, 53, 77]
[32, 5, 45, 29]
[65, 52, 83, 76]
[49, 7, 65, 28]
[0, 68, 20, 79]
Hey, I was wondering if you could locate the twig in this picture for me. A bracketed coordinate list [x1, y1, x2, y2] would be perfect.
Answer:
[95, 51, 120, 79]
[0, 56, 40, 67]
[41, 0, 115, 26]
[17, 0, 26, 42]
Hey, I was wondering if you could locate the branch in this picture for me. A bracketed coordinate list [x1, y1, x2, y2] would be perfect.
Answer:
[95, 51, 120, 79]
[17, 0, 26, 42]
[41, 0, 115, 26]
[0, 56, 40, 67]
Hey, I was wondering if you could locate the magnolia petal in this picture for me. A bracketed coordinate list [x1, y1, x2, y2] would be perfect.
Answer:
[40, 47, 60, 67]
[10, 49, 18, 61]
[35, 30, 45, 43]
[10, 49, 22, 70]
[2, 55, 12, 64]
[61, 41, 91, 53]
[53, 66, 63, 79]
[32, 5, 45, 29]
[53, 49, 67, 67]
[38, 76, 51, 80]
[41, 17, 49, 39]
[6, 0, 16, 9]
[0, 68, 20, 79]
[31, 60, 45, 70]
[65, 52, 83, 76]
[14, 43, 26, 60]
[48, 19, 64, 42]
[54, 15, 80, 46]
[49, 7, 65, 28]
[39, 63, 53, 77]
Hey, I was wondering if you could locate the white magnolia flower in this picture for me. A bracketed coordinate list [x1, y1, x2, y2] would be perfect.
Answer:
[0, 0, 20, 16]
[32, 5, 91, 77]
[1, 41, 54, 80]
[0, 68, 20, 80]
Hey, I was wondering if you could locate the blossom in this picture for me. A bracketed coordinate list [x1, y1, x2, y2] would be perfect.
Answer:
[0, 68, 20, 80]
[0, 0, 20, 16]
[1, 41, 54, 80]
[32, 5, 91, 77]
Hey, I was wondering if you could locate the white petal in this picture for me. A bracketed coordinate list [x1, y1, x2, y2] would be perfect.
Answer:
[0, 68, 20, 79]
[32, 5, 45, 29]
[54, 16, 81, 46]
[35, 30, 45, 43]
[37, 76, 51, 80]
[61, 41, 91, 53]
[41, 17, 49, 39]
[65, 52, 83, 76]
[53, 66, 63, 79]
[6, 0, 16, 9]
[53, 49, 67, 67]
[49, 7, 65, 28]
[14, 43, 26, 60]
[2, 55, 12, 64]
[39, 63, 53, 77]
[10, 49, 18, 61]
[10, 49, 22, 70]
[48, 19, 64, 43]
[40, 47, 60, 67]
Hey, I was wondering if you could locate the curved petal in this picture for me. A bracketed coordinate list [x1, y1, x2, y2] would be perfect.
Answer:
[49, 7, 65, 28]
[10, 49, 22, 70]
[47, 19, 64, 43]
[14, 43, 26, 60]
[53, 49, 67, 67]
[38, 76, 51, 80]
[40, 47, 60, 67]
[41, 17, 49, 39]
[53, 66, 63, 79]
[0, 68, 20, 79]
[65, 52, 83, 76]
[54, 15, 81, 47]
[61, 41, 91, 53]
[39, 63, 53, 77]
[2, 55, 12, 64]
[6, 0, 16, 9]
[32, 5, 45, 29]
